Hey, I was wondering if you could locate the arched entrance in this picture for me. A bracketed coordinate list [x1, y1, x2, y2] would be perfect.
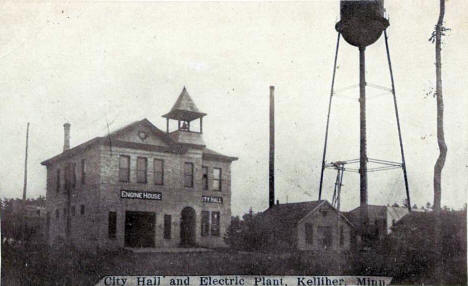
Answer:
[180, 207, 196, 246]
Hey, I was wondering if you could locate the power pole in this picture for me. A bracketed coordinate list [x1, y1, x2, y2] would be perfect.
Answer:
[269, 86, 275, 208]
[22, 122, 30, 242]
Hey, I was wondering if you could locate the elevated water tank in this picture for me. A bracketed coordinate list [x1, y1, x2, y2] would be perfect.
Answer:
[335, 0, 389, 47]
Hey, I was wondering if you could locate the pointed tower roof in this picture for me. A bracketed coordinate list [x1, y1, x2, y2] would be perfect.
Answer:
[162, 87, 207, 121]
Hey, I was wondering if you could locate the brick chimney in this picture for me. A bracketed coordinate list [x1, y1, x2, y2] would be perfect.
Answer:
[63, 123, 71, 151]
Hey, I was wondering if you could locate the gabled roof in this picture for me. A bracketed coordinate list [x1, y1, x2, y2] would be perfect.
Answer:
[162, 87, 207, 121]
[261, 200, 355, 235]
[41, 119, 176, 166]
[41, 118, 237, 166]
[262, 200, 326, 226]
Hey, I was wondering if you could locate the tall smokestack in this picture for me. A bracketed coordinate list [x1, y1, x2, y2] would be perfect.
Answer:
[269, 86, 275, 208]
[63, 123, 71, 151]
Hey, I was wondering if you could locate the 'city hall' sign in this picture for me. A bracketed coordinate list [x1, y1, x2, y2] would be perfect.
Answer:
[202, 195, 223, 204]
[120, 190, 162, 200]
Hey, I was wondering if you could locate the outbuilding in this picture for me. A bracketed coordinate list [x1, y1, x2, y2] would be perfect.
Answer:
[260, 200, 355, 251]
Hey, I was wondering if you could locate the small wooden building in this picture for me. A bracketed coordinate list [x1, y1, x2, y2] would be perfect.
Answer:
[260, 200, 355, 251]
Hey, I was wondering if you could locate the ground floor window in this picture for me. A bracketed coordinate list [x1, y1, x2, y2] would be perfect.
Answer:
[164, 214, 171, 239]
[318, 226, 332, 248]
[108, 212, 117, 239]
[305, 223, 314, 245]
[211, 212, 220, 236]
[339, 226, 344, 246]
[201, 211, 210, 236]
[80, 205, 85, 215]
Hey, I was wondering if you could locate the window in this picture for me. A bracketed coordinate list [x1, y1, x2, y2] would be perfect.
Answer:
[71, 206, 76, 216]
[154, 159, 164, 185]
[318, 226, 332, 248]
[56, 169, 61, 193]
[201, 211, 210, 236]
[64, 164, 71, 191]
[71, 162, 76, 189]
[108, 212, 116, 239]
[202, 166, 208, 190]
[81, 159, 86, 185]
[340, 226, 344, 246]
[184, 162, 194, 188]
[55, 209, 59, 219]
[164, 215, 171, 239]
[305, 223, 314, 245]
[119, 155, 130, 182]
[80, 205, 85, 215]
[213, 168, 221, 191]
[211, 211, 220, 236]
[137, 157, 147, 183]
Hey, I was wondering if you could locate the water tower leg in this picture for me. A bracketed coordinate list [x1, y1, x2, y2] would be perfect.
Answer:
[384, 30, 412, 212]
[359, 46, 369, 247]
[318, 32, 341, 200]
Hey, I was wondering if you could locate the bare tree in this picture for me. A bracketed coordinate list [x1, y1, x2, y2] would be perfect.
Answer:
[430, 0, 448, 211]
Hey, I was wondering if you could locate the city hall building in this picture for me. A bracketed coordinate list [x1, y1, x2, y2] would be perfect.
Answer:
[42, 88, 237, 250]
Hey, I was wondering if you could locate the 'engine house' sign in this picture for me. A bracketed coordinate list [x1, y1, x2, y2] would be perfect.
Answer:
[120, 190, 162, 200]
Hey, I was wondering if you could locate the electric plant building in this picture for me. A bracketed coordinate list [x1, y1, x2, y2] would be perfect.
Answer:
[42, 88, 237, 250]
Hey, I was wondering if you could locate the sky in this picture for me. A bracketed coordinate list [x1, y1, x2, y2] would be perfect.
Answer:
[0, 0, 467, 215]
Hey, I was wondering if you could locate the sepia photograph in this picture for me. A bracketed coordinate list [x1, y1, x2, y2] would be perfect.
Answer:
[1, 0, 467, 285]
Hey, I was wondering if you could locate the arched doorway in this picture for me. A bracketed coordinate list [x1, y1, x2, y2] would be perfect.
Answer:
[180, 207, 196, 246]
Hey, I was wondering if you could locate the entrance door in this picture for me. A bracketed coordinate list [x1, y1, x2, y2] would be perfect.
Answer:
[180, 207, 196, 246]
[125, 211, 155, 248]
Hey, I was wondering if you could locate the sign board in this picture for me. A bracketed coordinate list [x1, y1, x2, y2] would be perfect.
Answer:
[202, 195, 223, 204]
[120, 190, 162, 200]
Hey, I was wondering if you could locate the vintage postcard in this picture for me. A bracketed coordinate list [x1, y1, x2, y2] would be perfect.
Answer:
[1, 0, 466, 285]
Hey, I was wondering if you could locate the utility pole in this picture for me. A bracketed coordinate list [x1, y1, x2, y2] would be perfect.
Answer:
[22, 122, 30, 242]
[269, 86, 275, 208]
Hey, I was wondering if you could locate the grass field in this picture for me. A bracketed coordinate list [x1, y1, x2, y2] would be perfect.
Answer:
[2, 242, 466, 285]
[2, 244, 355, 285]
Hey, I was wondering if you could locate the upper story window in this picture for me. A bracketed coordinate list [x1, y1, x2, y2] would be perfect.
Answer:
[213, 168, 222, 191]
[64, 164, 71, 191]
[154, 159, 164, 185]
[184, 162, 194, 188]
[137, 157, 147, 184]
[202, 166, 208, 190]
[119, 155, 130, 182]
[56, 169, 61, 193]
[81, 159, 86, 185]
[71, 162, 77, 189]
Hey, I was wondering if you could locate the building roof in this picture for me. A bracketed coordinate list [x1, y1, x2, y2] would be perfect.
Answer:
[262, 200, 326, 226]
[260, 200, 355, 238]
[41, 118, 236, 166]
[162, 87, 207, 121]
[203, 148, 238, 162]
[346, 205, 411, 226]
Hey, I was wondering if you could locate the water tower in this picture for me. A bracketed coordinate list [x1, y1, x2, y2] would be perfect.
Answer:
[318, 0, 411, 246]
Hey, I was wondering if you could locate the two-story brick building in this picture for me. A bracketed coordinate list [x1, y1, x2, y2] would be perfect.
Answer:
[41, 88, 237, 250]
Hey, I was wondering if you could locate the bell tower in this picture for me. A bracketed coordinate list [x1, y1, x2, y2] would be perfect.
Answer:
[162, 87, 207, 146]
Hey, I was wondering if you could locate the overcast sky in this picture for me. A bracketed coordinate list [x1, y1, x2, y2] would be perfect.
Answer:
[1, 0, 467, 215]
